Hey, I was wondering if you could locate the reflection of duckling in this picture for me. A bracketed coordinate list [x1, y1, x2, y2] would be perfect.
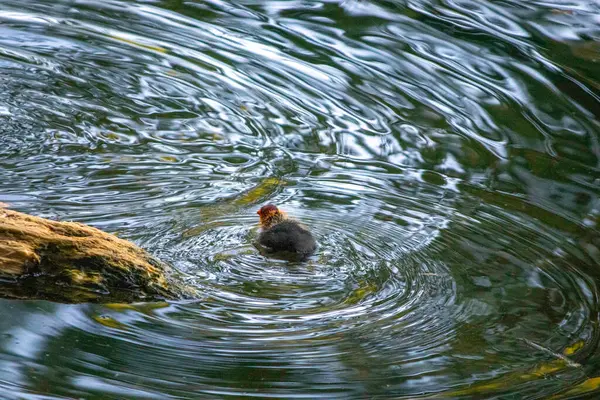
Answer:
[257, 204, 316, 258]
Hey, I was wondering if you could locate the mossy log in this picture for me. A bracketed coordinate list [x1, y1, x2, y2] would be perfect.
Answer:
[0, 207, 195, 303]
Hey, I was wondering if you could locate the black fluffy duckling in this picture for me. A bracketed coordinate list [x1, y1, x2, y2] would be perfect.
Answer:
[256, 204, 316, 258]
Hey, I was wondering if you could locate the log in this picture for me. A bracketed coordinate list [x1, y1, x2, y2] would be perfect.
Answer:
[0, 207, 195, 303]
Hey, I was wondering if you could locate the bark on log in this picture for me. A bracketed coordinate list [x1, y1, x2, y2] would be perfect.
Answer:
[0, 207, 195, 303]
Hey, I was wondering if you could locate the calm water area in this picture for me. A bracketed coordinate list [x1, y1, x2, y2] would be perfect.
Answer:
[0, 0, 599, 398]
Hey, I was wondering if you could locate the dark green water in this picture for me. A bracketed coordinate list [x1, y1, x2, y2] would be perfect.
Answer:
[0, 0, 599, 398]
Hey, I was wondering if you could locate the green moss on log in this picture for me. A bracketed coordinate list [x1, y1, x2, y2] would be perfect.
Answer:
[0, 208, 195, 303]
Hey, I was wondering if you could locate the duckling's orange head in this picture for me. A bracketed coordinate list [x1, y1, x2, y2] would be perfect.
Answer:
[257, 204, 284, 228]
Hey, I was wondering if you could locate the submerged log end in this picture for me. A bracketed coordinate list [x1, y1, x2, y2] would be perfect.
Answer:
[0, 207, 195, 303]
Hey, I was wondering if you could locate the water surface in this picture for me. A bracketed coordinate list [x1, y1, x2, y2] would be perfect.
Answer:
[0, 0, 599, 398]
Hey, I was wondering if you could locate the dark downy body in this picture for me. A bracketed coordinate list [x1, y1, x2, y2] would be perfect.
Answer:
[258, 220, 317, 257]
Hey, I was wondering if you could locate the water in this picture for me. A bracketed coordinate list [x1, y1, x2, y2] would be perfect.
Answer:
[0, 0, 599, 398]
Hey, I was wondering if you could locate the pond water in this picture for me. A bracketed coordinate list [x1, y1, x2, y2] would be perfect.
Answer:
[0, 0, 599, 398]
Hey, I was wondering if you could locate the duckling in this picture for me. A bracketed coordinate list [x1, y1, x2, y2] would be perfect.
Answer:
[256, 204, 316, 258]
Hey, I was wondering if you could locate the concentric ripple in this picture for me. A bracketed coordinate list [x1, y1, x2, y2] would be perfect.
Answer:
[0, 0, 599, 398]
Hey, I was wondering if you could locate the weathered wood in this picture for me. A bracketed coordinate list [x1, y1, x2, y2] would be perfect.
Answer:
[0, 207, 195, 303]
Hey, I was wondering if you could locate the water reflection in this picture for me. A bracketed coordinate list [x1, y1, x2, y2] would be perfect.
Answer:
[0, 0, 598, 398]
